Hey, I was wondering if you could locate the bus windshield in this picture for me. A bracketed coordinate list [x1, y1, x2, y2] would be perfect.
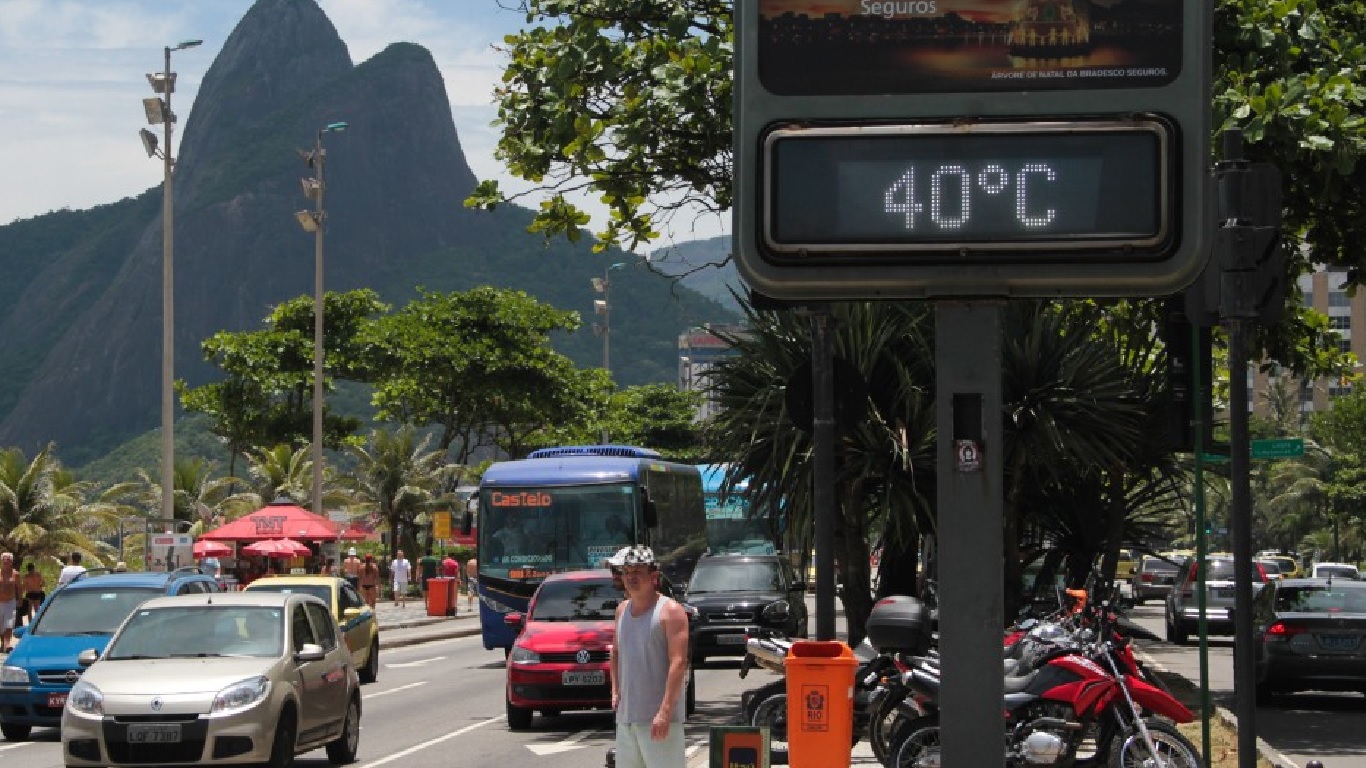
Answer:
[481, 483, 637, 578]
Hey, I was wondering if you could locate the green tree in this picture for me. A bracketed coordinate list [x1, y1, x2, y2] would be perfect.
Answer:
[364, 287, 583, 462]
[570, 383, 705, 459]
[0, 444, 118, 568]
[342, 427, 458, 560]
[181, 290, 388, 453]
[102, 458, 249, 536]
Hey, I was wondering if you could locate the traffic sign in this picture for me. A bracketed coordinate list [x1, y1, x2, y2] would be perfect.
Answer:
[1251, 438, 1305, 459]
[732, 0, 1211, 300]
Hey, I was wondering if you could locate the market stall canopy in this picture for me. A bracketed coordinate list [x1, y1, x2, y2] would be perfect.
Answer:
[241, 538, 313, 558]
[192, 540, 233, 558]
[199, 498, 367, 542]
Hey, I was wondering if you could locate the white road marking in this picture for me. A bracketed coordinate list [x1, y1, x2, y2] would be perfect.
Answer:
[385, 656, 446, 668]
[357, 715, 504, 767]
[362, 681, 426, 699]
[0, 741, 35, 752]
[527, 728, 599, 756]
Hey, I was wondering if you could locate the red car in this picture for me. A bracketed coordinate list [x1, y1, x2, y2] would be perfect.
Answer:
[504, 569, 694, 730]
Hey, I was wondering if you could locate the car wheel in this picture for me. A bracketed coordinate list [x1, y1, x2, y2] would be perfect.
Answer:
[691, 650, 705, 667]
[1164, 617, 1188, 645]
[506, 694, 533, 731]
[265, 707, 298, 768]
[1, 723, 31, 741]
[1131, 596, 1144, 607]
[325, 695, 361, 764]
[359, 641, 379, 684]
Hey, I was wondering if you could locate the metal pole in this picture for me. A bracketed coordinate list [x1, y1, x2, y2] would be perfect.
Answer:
[1191, 323, 1212, 762]
[810, 311, 836, 641]
[160, 44, 176, 524]
[1228, 318, 1258, 768]
[600, 267, 611, 445]
[312, 133, 326, 515]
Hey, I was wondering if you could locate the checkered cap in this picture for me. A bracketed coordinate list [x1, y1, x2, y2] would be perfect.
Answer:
[606, 545, 656, 568]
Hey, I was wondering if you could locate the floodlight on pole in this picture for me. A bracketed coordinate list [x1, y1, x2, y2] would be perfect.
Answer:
[296, 121, 348, 518]
[142, 38, 200, 527]
[591, 262, 627, 443]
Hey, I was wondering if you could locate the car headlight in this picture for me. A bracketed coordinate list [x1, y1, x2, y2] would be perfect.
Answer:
[1, 665, 29, 685]
[68, 680, 104, 716]
[508, 646, 540, 665]
[762, 600, 790, 622]
[211, 676, 270, 716]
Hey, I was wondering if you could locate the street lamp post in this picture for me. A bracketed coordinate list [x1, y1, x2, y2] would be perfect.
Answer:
[140, 39, 201, 525]
[295, 122, 348, 516]
[592, 262, 627, 444]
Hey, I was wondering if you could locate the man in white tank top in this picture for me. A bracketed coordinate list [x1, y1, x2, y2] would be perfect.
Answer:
[608, 546, 689, 768]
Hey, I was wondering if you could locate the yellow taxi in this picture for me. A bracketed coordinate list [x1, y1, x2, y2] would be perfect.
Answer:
[1113, 548, 1139, 581]
[244, 575, 380, 683]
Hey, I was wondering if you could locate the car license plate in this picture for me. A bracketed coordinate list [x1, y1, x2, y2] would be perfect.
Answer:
[47, 693, 67, 709]
[1316, 634, 1361, 652]
[127, 724, 182, 743]
[562, 670, 605, 686]
[717, 634, 747, 645]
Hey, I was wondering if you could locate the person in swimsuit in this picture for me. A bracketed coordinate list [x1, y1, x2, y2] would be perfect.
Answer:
[21, 562, 45, 626]
[358, 554, 381, 608]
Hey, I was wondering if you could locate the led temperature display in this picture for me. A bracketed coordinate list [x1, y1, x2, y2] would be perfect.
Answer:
[765, 119, 1171, 257]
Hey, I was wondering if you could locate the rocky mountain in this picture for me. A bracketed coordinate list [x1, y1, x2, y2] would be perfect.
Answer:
[0, 0, 731, 464]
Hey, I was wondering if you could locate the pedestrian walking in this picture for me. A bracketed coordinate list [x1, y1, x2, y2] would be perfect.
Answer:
[391, 550, 412, 607]
[465, 556, 478, 610]
[343, 548, 362, 589]
[21, 562, 45, 626]
[56, 551, 86, 586]
[358, 554, 381, 608]
[0, 553, 20, 652]
[607, 546, 689, 768]
[418, 548, 440, 596]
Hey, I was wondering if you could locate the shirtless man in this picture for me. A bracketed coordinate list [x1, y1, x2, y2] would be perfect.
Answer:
[464, 557, 478, 609]
[342, 548, 362, 589]
[0, 553, 20, 652]
[22, 563, 45, 626]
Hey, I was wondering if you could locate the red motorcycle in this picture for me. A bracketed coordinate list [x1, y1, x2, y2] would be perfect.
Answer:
[888, 634, 1201, 768]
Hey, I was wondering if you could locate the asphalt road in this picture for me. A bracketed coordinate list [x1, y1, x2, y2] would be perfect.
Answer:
[1126, 601, 1366, 768]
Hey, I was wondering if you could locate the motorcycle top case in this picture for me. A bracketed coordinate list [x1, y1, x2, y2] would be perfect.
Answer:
[866, 595, 932, 654]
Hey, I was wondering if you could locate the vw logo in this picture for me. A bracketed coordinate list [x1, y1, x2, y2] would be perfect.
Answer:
[64, 670, 81, 684]
[150, 698, 164, 712]
[576, 649, 591, 665]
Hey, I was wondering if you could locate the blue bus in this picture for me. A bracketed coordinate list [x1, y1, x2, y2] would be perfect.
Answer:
[475, 446, 707, 652]
[699, 463, 778, 555]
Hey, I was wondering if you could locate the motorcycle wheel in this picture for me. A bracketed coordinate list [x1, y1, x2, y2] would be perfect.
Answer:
[1107, 719, 1203, 768]
[888, 714, 942, 768]
[868, 686, 912, 764]
[743, 680, 785, 726]
[752, 693, 788, 749]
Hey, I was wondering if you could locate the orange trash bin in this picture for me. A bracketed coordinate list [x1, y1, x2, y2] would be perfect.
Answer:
[784, 640, 856, 768]
[426, 577, 456, 617]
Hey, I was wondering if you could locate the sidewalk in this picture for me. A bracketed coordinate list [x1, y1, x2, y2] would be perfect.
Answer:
[371, 594, 483, 649]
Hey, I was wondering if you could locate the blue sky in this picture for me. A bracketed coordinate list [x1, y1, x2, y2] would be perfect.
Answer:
[0, 0, 727, 246]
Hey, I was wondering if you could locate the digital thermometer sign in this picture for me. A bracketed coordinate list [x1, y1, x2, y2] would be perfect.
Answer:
[764, 119, 1172, 259]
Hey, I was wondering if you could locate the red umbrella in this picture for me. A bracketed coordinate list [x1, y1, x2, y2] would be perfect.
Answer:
[199, 498, 366, 542]
[192, 540, 233, 558]
[241, 538, 312, 558]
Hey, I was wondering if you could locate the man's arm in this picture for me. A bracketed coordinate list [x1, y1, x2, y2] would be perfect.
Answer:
[652, 598, 691, 738]
[610, 601, 624, 710]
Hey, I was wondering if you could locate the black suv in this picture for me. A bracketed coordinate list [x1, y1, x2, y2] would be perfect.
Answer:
[682, 554, 808, 664]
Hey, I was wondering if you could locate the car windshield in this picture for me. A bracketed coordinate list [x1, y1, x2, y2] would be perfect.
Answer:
[1257, 561, 1282, 575]
[106, 606, 285, 659]
[688, 561, 783, 593]
[1205, 560, 1263, 581]
[248, 583, 331, 605]
[30, 587, 162, 636]
[529, 579, 621, 621]
[1315, 566, 1360, 579]
[1274, 586, 1366, 613]
[1143, 560, 1178, 573]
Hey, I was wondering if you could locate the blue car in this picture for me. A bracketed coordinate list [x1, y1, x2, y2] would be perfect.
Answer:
[0, 567, 219, 741]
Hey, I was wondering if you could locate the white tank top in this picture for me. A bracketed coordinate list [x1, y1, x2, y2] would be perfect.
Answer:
[616, 596, 685, 724]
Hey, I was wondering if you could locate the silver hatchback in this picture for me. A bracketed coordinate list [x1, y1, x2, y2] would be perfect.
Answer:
[1130, 556, 1180, 605]
[1164, 556, 1270, 644]
[61, 592, 361, 767]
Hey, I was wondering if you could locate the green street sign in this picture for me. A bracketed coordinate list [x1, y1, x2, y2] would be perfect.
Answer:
[1198, 453, 1230, 464]
[1252, 438, 1305, 459]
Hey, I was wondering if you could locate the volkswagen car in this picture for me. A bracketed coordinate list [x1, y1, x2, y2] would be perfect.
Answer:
[243, 575, 379, 683]
[61, 591, 360, 767]
[504, 569, 694, 730]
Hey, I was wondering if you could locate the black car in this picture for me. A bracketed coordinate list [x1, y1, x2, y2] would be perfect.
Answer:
[683, 554, 808, 664]
[1251, 577, 1366, 704]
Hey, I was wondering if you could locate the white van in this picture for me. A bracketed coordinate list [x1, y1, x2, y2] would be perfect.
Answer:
[1310, 562, 1361, 580]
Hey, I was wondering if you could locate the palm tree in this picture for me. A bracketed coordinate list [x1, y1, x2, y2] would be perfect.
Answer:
[343, 427, 459, 559]
[103, 458, 251, 537]
[0, 444, 118, 568]
[1266, 441, 1336, 557]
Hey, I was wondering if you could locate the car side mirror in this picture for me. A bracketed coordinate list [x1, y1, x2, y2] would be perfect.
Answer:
[461, 510, 473, 536]
[296, 643, 326, 662]
[504, 612, 524, 630]
[77, 648, 100, 667]
[13, 626, 27, 639]
[343, 607, 363, 621]
[643, 498, 658, 530]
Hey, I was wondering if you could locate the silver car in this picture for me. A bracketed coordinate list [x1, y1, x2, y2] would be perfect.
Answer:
[61, 592, 361, 767]
[1164, 555, 1270, 644]
[1129, 556, 1180, 605]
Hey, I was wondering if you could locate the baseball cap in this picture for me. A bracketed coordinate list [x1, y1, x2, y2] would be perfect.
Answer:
[348, 547, 357, 556]
[606, 545, 656, 569]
